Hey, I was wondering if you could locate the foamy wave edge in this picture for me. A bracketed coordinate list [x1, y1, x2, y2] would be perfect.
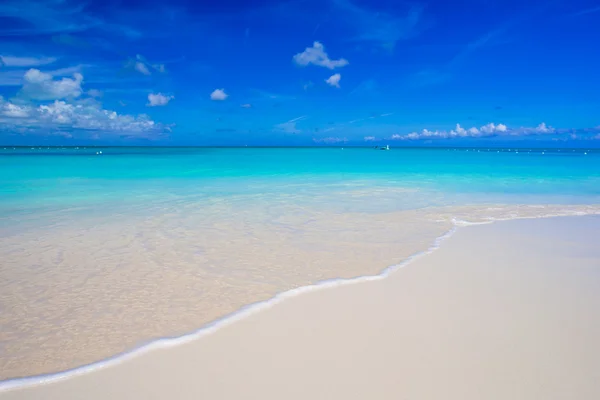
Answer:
[1, 210, 599, 392]
[451, 208, 600, 226]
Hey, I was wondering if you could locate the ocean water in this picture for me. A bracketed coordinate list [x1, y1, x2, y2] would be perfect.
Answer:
[2, 147, 600, 217]
[1, 146, 600, 380]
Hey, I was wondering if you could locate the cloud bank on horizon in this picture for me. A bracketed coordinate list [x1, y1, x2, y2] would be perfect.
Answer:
[0, 0, 599, 145]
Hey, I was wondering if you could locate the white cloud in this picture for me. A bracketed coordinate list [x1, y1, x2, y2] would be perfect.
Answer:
[0, 69, 167, 138]
[38, 101, 159, 133]
[241, 103, 252, 108]
[480, 122, 507, 134]
[390, 122, 556, 140]
[364, 136, 377, 141]
[134, 62, 151, 75]
[325, 73, 341, 88]
[18, 68, 83, 100]
[454, 124, 467, 135]
[147, 93, 173, 107]
[1, 100, 29, 118]
[275, 116, 307, 134]
[535, 122, 552, 133]
[210, 89, 228, 101]
[0, 55, 57, 67]
[0, 96, 165, 137]
[522, 122, 554, 134]
[293, 41, 349, 69]
[393, 128, 461, 140]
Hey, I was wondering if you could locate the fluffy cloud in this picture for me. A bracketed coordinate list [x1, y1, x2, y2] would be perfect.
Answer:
[521, 122, 555, 134]
[1, 99, 29, 118]
[210, 88, 228, 101]
[17, 68, 83, 100]
[479, 122, 507, 134]
[0, 55, 57, 67]
[0, 97, 166, 138]
[325, 73, 341, 88]
[147, 93, 173, 107]
[391, 122, 555, 140]
[364, 136, 377, 141]
[534, 122, 552, 133]
[293, 42, 349, 69]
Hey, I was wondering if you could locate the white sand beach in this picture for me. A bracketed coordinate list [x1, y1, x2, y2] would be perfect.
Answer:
[2, 215, 599, 399]
[3, 202, 596, 379]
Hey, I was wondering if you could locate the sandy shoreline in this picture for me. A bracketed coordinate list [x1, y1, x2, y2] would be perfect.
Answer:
[3, 202, 598, 379]
[2, 215, 599, 399]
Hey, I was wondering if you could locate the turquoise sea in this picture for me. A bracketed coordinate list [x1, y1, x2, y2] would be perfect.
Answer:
[2, 146, 600, 219]
[2, 146, 600, 381]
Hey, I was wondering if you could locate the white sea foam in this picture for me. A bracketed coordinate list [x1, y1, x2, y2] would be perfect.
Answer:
[452, 208, 598, 226]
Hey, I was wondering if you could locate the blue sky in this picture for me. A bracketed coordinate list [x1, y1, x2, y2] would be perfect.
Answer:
[0, 0, 599, 146]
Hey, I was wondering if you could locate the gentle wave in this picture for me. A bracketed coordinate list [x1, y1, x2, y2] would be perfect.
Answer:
[451, 208, 596, 226]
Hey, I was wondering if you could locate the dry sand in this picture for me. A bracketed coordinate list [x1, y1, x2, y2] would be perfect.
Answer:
[2, 215, 600, 399]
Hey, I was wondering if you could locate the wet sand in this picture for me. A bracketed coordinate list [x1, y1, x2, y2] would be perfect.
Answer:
[2, 215, 599, 399]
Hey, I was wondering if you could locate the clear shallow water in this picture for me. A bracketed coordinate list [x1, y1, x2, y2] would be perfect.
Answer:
[2, 147, 600, 380]
[1, 147, 600, 216]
